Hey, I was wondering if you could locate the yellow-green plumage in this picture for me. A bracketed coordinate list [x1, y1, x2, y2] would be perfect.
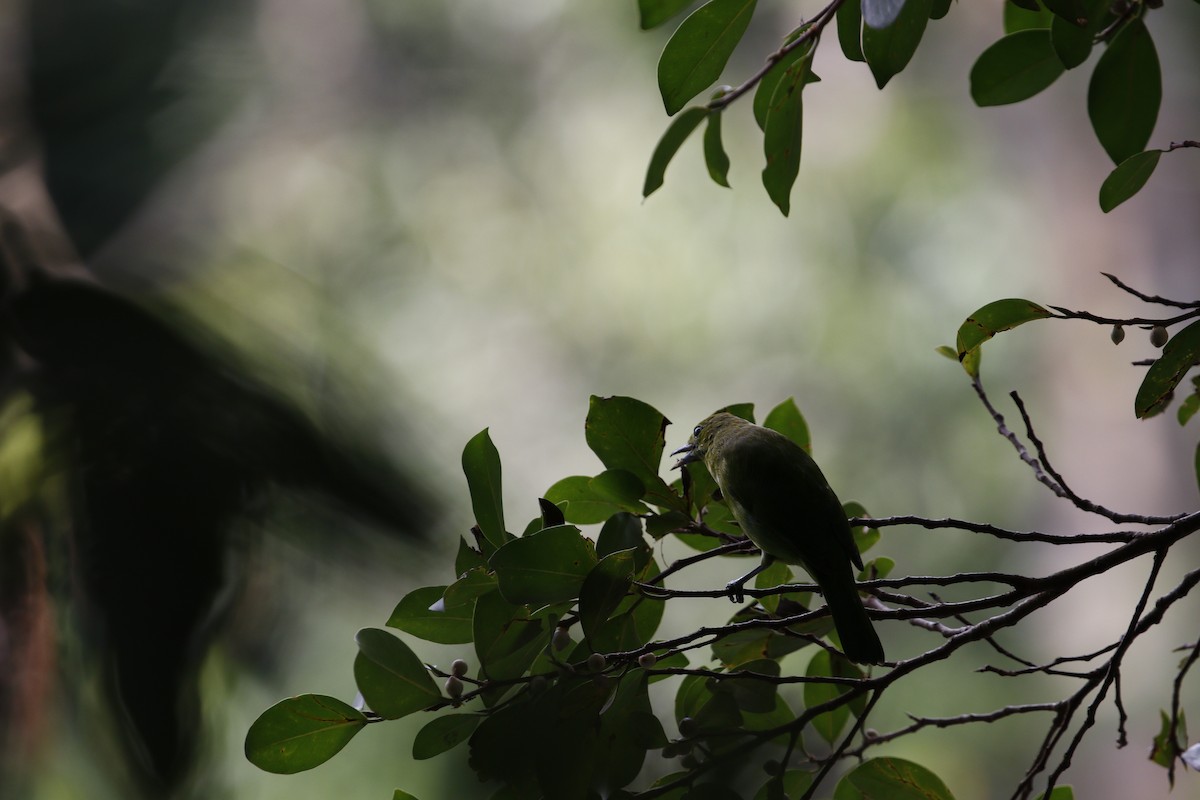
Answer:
[673, 412, 884, 664]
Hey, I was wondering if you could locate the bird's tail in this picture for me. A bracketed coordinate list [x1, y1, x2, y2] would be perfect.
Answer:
[824, 575, 884, 665]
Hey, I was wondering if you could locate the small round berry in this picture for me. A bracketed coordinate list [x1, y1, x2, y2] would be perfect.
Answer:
[678, 716, 698, 738]
[586, 652, 607, 672]
[1110, 324, 1125, 345]
[444, 675, 464, 700]
[1150, 325, 1169, 348]
[637, 652, 657, 669]
[450, 658, 469, 677]
[552, 626, 571, 651]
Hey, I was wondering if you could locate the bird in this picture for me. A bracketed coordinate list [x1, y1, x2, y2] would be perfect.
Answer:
[671, 411, 884, 664]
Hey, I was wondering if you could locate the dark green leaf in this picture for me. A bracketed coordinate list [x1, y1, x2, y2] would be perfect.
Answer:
[1007, 0, 1042, 11]
[644, 107, 709, 197]
[591, 469, 650, 512]
[955, 298, 1051, 371]
[703, 111, 731, 187]
[1150, 709, 1186, 768]
[580, 550, 637, 642]
[862, 0, 931, 89]
[1049, 0, 1107, 68]
[1043, 0, 1088, 25]
[753, 31, 818, 130]
[754, 558, 794, 614]
[393, 791, 420, 800]
[1005, 1, 1053, 33]
[463, 429, 507, 548]
[761, 48, 811, 215]
[387, 585, 474, 644]
[489, 524, 596, 605]
[970, 30, 1064, 106]
[805, 650, 852, 743]
[929, 0, 951, 18]
[862, 0, 906, 29]
[473, 590, 550, 686]
[1194, 441, 1200, 497]
[455, 537, 487, 576]
[585, 396, 680, 510]
[538, 496, 566, 528]
[443, 566, 498, 608]
[413, 714, 481, 760]
[354, 628, 441, 720]
[764, 397, 811, 452]
[1088, 20, 1161, 164]
[1136, 319, 1200, 419]
[545, 475, 623, 525]
[837, 0, 864, 61]
[1178, 391, 1200, 426]
[1033, 788, 1075, 800]
[657, 0, 758, 115]
[1099, 149, 1161, 212]
[833, 757, 957, 799]
[754, 771, 814, 800]
[713, 659, 781, 713]
[591, 560, 666, 651]
[597, 512, 651, 568]
[245, 694, 366, 774]
[640, 0, 698, 29]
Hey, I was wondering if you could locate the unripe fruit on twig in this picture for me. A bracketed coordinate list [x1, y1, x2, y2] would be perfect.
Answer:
[1111, 325, 1125, 345]
[678, 716, 698, 738]
[451, 658, 468, 677]
[1150, 325, 1169, 348]
[552, 626, 571, 651]
[586, 652, 607, 672]
[638, 652, 657, 668]
[445, 675, 464, 700]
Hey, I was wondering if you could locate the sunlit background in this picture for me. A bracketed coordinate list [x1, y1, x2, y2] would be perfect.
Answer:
[4, 1, 1199, 798]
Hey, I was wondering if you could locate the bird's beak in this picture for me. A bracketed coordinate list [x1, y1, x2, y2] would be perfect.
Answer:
[670, 443, 699, 470]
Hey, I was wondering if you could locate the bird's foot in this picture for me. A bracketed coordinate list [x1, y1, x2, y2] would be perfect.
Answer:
[725, 580, 748, 604]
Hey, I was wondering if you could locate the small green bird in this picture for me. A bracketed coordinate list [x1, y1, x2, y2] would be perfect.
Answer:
[672, 412, 884, 664]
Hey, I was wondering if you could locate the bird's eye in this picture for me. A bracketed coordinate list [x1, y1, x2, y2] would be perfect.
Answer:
[693, 425, 702, 437]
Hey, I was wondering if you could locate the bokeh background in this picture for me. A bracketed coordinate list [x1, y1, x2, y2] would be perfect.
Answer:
[2, 1, 1199, 798]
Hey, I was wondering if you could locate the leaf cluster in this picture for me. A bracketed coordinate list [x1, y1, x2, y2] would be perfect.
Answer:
[639, 0, 1196, 214]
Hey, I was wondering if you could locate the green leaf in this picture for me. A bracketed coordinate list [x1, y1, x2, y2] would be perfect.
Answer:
[245, 694, 366, 774]
[761, 48, 812, 215]
[596, 512, 651, 569]
[764, 397, 812, 452]
[1099, 149, 1161, 213]
[1049, 0, 1107, 68]
[1033, 788, 1075, 800]
[833, 757, 957, 799]
[1005, 1, 1054, 33]
[585, 396, 680, 510]
[443, 566, 498, 608]
[955, 298, 1051, 371]
[754, 558, 794, 614]
[591, 469, 650, 512]
[1151, 709, 1187, 767]
[657, 0, 758, 115]
[1135, 319, 1200, 419]
[580, 550, 637, 643]
[1007, 0, 1043, 11]
[754, 771, 814, 800]
[713, 659, 781, 713]
[862, 0, 931, 89]
[489, 524, 596, 605]
[1194, 440, 1200, 498]
[929, 0, 951, 19]
[545, 475, 622, 525]
[1043, 0, 1088, 25]
[1179, 392, 1200, 426]
[862, 0, 906, 29]
[836, 0, 864, 62]
[590, 560, 666, 651]
[640, 0, 698, 29]
[412, 714, 481, 760]
[455, 537, 487, 575]
[354, 628, 441, 720]
[935, 344, 957, 360]
[387, 585, 474, 644]
[473, 591, 551, 687]
[393, 791, 420, 800]
[804, 650, 863, 744]
[753, 31, 819, 131]
[703, 111, 731, 187]
[970, 30, 1064, 106]
[463, 429, 507, 548]
[643, 107, 709, 197]
[1088, 20, 1161, 164]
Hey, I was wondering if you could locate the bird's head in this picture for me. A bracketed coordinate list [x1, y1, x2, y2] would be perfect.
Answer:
[670, 411, 749, 469]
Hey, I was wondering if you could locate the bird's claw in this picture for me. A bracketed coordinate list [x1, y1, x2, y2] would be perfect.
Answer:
[725, 581, 747, 604]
